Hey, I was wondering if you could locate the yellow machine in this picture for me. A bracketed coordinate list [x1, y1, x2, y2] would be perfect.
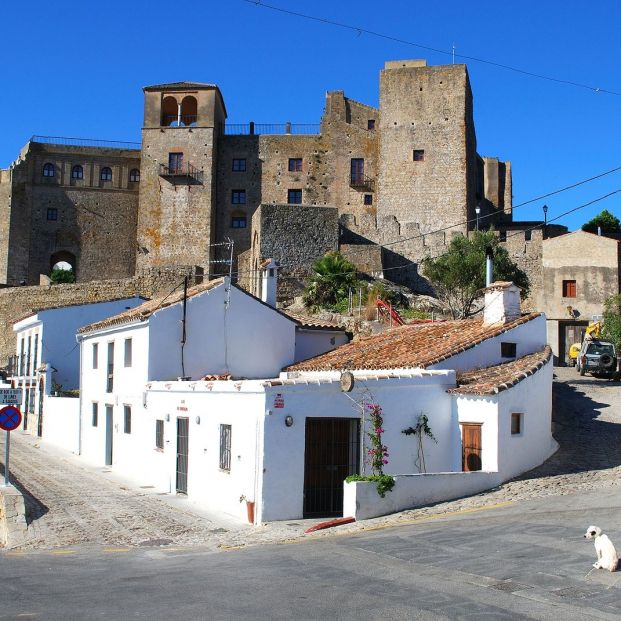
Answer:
[567, 320, 603, 365]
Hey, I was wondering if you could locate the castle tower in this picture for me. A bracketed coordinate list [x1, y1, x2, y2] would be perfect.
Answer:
[377, 61, 478, 237]
[136, 82, 226, 275]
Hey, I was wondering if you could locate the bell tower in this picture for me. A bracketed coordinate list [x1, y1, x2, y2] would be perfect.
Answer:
[136, 82, 226, 274]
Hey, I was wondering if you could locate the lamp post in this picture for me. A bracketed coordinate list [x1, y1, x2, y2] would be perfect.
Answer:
[543, 204, 548, 239]
[475, 205, 481, 231]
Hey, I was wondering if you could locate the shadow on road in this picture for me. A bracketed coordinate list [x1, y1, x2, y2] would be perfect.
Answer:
[516, 372, 621, 480]
[0, 461, 49, 525]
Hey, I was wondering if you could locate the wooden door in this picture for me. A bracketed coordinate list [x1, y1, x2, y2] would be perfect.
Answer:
[462, 424, 482, 472]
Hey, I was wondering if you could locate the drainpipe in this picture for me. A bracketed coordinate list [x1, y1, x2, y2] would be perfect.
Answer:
[485, 246, 494, 287]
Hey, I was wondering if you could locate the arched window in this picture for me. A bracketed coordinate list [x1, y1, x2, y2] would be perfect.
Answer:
[129, 168, 140, 182]
[71, 165, 83, 180]
[180, 95, 197, 126]
[161, 96, 178, 126]
[42, 163, 55, 178]
[100, 167, 112, 181]
[231, 212, 247, 229]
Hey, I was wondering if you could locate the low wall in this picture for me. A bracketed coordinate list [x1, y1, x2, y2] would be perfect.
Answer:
[42, 395, 80, 453]
[0, 485, 28, 548]
[343, 471, 503, 520]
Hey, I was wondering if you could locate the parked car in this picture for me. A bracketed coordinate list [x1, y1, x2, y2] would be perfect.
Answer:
[576, 339, 617, 378]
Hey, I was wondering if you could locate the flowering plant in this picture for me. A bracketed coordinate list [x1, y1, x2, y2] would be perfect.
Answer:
[367, 403, 389, 475]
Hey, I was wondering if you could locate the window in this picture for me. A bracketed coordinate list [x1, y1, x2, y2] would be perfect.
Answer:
[232, 158, 246, 172]
[231, 190, 246, 204]
[27, 336, 32, 376]
[28, 387, 35, 413]
[106, 342, 114, 393]
[124, 338, 132, 367]
[42, 163, 55, 177]
[231, 214, 247, 228]
[92, 402, 98, 427]
[350, 158, 364, 184]
[19, 338, 25, 375]
[129, 168, 140, 182]
[92, 343, 98, 369]
[288, 158, 303, 172]
[71, 165, 83, 180]
[168, 152, 184, 173]
[511, 413, 522, 435]
[501, 342, 517, 358]
[287, 189, 302, 204]
[155, 419, 164, 450]
[219, 424, 232, 471]
[563, 280, 577, 298]
[364, 194, 373, 206]
[124, 405, 131, 434]
[47, 208, 58, 221]
[498, 231, 507, 242]
[100, 167, 112, 181]
[367, 119, 376, 130]
[524, 230, 532, 241]
[33, 335, 39, 370]
[413, 149, 425, 162]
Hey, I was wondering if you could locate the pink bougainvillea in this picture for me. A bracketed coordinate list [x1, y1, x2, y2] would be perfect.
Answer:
[367, 404, 389, 475]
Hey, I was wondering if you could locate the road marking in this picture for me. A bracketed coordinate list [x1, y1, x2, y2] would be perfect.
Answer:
[103, 548, 131, 553]
[49, 550, 76, 555]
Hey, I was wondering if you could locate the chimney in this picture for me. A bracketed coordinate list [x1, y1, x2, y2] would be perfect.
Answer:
[260, 258, 278, 307]
[485, 246, 493, 287]
[483, 282, 521, 325]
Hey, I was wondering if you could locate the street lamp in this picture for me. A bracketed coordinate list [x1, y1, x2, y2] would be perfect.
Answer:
[475, 204, 481, 231]
[542, 204, 548, 239]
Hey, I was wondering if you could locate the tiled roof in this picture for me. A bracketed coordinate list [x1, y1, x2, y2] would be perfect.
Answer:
[483, 281, 517, 291]
[285, 312, 347, 331]
[448, 346, 552, 395]
[286, 313, 541, 372]
[78, 278, 224, 334]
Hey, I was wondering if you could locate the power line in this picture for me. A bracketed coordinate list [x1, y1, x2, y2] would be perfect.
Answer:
[243, 1, 621, 96]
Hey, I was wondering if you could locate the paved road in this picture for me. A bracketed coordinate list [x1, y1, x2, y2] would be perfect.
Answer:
[2, 367, 621, 551]
[2, 486, 621, 620]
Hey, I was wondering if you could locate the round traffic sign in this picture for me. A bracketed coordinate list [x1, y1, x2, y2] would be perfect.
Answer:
[0, 405, 22, 432]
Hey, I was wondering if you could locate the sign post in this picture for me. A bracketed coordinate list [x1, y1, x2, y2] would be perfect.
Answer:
[0, 405, 22, 487]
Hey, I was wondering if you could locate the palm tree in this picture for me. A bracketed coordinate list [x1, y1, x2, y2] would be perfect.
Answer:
[303, 252, 358, 311]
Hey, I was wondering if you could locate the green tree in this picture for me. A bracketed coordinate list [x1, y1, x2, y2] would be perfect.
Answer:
[603, 294, 621, 349]
[582, 209, 621, 236]
[422, 231, 530, 319]
[50, 268, 76, 284]
[303, 251, 359, 311]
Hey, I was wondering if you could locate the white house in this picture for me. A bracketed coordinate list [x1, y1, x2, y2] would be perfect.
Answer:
[10, 296, 144, 446]
[76, 281, 555, 524]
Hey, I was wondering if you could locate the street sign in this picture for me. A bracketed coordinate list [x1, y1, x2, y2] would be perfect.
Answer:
[0, 405, 22, 432]
[0, 388, 23, 406]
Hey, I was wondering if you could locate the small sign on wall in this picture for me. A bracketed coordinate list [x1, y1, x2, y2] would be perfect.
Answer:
[273, 393, 284, 409]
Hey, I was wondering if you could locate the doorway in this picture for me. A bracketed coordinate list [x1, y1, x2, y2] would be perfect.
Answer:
[176, 417, 189, 494]
[105, 405, 113, 466]
[559, 321, 588, 365]
[303, 418, 360, 517]
[37, 379, 44, 437]
[461, 423, 482, 472]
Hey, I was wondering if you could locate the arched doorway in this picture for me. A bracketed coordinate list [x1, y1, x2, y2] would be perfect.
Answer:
[50, 251, 76, 283]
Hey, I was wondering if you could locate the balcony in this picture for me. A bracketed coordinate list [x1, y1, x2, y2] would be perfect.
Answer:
[159, 162, 204, 186]
[350, 174, 375, 192]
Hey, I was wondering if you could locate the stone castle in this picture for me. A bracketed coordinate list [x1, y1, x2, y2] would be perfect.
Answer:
[0, 59, 563, 332]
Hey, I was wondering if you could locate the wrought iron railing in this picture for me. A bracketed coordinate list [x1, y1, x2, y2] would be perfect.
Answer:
[350, 175, 375, 192]
[31, 135, 141, 150]
[159, 162, 204, 185]
[222, 123, 320, 136]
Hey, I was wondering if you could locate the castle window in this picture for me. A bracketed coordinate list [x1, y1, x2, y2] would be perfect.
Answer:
[413, 149, 425, 162]
[524, 229, 532, 241]
[563, 280, 577, 298]
[232, 158, 246, 172]
[100, 167, 112, 182]
[364, 194, 373, 206]
[231, 213, 247, 228]
[288, 158, 303, 172]
[498, 230, 507, 242]
[168, 152, 183, 174]
[367, 119, 376, 130]
[71, 165, 83, 180]
[288, 189, 302, 204]
[501, 342, 517, 358]
[46, 208, 58, 221]
[231, 190, 246, 204]
[350, 158, 364, 184]
[42, 163, 55, 178]
[129, 168, 140, 182]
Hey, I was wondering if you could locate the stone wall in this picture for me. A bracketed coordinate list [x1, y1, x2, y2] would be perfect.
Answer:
[0, 486, 28, 549]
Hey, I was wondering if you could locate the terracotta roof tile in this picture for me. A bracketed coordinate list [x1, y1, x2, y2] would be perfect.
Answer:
[448, 346, 552, 395]
[284, 312, 347, 331]
[286, 313, 541, 372]
[78, 278, 224, 334]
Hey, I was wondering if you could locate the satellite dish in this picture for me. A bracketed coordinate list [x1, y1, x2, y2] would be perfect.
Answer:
[340, 371, 354, 393]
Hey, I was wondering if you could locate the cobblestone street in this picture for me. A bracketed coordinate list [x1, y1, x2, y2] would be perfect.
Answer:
[2, 367, 620, 551]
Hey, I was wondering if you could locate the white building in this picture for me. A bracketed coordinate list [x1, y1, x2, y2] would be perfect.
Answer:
[10, 296, 144, 441]
[76, 281, 556, 524]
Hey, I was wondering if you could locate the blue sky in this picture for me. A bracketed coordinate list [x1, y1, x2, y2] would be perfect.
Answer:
[2, 0, 620, 230]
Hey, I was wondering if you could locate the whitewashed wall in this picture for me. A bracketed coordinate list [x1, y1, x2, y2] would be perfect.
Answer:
[453, 397, 500, 472]
[343, 472, 503, 520]
[259, 372, 456, 522]
[41, 395, 80, 453]
[294, 329, 349, 363]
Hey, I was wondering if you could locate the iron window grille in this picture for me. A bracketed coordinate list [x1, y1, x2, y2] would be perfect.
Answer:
[43, 162, 55, 177]
[124, 405, 131, 434]
[155, 420, 164, 450]
[92, 402, 98, 427]
[232, 158, 246, 172]
[219, 424, 232, 471]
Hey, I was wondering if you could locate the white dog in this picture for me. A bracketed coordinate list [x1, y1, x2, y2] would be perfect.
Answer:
[584, 525, 619, 572]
